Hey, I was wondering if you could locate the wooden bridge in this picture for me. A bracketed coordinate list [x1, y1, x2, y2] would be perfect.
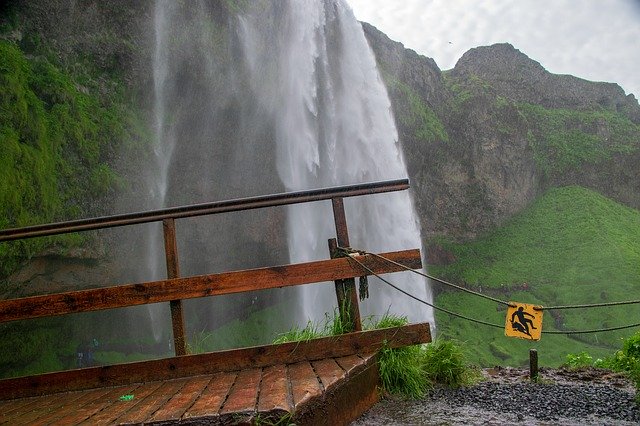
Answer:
[0, 179, 431, 425]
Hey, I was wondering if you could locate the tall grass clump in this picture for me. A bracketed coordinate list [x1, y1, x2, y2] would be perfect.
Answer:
[422, 339, 469, 386]
[373, 314, 430, 398]
[274, 311, 476, 398]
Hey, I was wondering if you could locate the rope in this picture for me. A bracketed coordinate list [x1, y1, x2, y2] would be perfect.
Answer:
[340, 247, 640, 336]
[343, 251, 504, 330]
[336, 247, 513, 307]
[537, 300, 640, 310]
[353, 248, 640, 311]
[541, 323, 640, 334]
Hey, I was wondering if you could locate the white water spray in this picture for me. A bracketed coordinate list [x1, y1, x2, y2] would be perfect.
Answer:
[239, 0, 434, 326]
[147, 0, 434, 341]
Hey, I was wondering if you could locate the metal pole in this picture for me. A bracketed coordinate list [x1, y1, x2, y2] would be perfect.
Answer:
[0, 179, 410, 242]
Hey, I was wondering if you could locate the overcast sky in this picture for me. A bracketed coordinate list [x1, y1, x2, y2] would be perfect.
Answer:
[348, 0, 640, 99]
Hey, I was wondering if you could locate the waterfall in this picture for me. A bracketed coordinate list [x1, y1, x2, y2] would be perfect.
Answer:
[145, 0, 433, 342]
[239, 0, 433, 326]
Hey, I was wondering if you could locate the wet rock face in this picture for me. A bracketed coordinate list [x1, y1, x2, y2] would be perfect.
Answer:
[452, 43, 640, 121]
[363, 25, 640, 241]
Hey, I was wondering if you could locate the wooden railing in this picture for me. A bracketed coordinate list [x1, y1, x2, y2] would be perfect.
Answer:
[0, 179, 421, 351]
[0, 179, 432, 399]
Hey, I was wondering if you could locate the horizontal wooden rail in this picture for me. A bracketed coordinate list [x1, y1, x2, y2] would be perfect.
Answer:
[0, 179, 410, 242]
[0, 249, 422, 323]
[0, 322, 432, 400]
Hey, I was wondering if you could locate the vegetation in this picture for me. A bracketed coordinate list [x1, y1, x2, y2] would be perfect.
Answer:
[565, 331, 640, 401]
[275, 312, 477, 398]
[380, 70, 449, 144]
[518, 103, 640, 176]
[0, 39, 149, 277]
[430, 185, 640, 366]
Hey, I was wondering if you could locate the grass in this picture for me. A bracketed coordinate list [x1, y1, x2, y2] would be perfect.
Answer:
[430, 185, 640, 366]
[565, 331, 640, 401]
[275, 311, 476, 398]
[518, 103, 640, 177]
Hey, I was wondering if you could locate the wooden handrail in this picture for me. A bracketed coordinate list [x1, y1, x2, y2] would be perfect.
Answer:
[0, 179, 410, 242]
[0, 249, 421, 323]
[0, 179, 418, 357]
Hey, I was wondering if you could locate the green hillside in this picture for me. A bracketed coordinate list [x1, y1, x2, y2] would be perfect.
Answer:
[429, 186, 640, 367]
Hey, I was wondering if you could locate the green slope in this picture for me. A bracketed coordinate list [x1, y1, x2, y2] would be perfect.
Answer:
[429, 186, 640, 367]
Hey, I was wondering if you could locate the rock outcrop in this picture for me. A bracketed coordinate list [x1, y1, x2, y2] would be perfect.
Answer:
[363, 24, 640, 241]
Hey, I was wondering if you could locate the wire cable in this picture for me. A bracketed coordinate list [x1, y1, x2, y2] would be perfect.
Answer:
[343, 251, 504, 330]
[537, 300, 640, 311]
[356, 248, 640, 312]
[336, 246, 513, 307]
[341, 247, 640, 336]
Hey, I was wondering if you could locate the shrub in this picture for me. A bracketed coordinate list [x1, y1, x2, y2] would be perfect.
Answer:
[422, 339, 469, 387]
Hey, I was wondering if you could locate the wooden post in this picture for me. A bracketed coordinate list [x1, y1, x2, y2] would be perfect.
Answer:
[163, 218, 187, 356]
[330, 198, 362, 332]
[529, 349, 538, 381]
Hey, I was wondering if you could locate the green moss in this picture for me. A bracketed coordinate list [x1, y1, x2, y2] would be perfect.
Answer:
[518, 103, 640, 176]
[443, 72, 492, 111]
[0, 40, 149, 277]
[381, 71, 448, 143]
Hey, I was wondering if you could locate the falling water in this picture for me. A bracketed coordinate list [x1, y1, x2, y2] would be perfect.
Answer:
[145, 0, 433, 341]
[239, 0, 433, 326]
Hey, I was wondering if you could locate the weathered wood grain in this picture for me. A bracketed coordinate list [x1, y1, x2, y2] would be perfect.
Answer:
[0, 322, 431, 400]
[0, 249, 421, 323]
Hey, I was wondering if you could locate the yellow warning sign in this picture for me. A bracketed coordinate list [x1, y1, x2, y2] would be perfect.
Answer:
[505, 302, 543, 341]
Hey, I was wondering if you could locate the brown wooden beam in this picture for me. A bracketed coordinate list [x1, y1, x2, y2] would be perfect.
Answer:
[0, 322, 431, 400]
[163, 218, 187, 356]
[0, 249, 421, 323]
[331, 198, 362, 332]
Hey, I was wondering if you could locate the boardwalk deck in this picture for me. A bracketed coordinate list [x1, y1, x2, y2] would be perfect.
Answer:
[0, 324, 432, 424]
[0, 354, 378, 425]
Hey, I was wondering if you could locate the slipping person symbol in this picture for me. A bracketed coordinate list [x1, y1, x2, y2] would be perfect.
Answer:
[511, 306, 537, 336]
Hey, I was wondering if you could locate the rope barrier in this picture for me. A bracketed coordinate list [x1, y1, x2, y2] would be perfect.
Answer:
[336, 247, 513, 307]
[342, 250, 504, 330]
[541, 323, 640, 334]
[536, 300, 640, 311]
[339, 246, 640, 336]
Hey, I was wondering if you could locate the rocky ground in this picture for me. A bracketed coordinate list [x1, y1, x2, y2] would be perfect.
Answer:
[352, 367, 640, 425]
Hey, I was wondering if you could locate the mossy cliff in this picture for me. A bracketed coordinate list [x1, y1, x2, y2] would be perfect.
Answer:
[362, 25, 640, 366]
[363, 24, 640, 241]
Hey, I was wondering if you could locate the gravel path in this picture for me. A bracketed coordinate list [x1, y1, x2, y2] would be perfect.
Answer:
[352, 367, 640, 425]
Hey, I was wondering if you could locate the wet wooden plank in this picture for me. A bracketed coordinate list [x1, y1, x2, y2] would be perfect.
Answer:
[257, 364, 291, 413]
[0, 322, 430, 400]
[0, 393, 42, 415]
[147, 375, 212, 422]
[0, 392, 72, 424]
[312, 358, 346, 391]
[79, 381, 161, 425]
[46, 385, 134, 425]
[24, 387, 112, 426]
[0, 250, 421, 323]
[289, 361, 322, 407]
[0, 393, 50, 419]
[220, 368, 262, 415]
[184, 371, 237, 419]
[336, 354, 366, 375]
[113, 378, 188, 424]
